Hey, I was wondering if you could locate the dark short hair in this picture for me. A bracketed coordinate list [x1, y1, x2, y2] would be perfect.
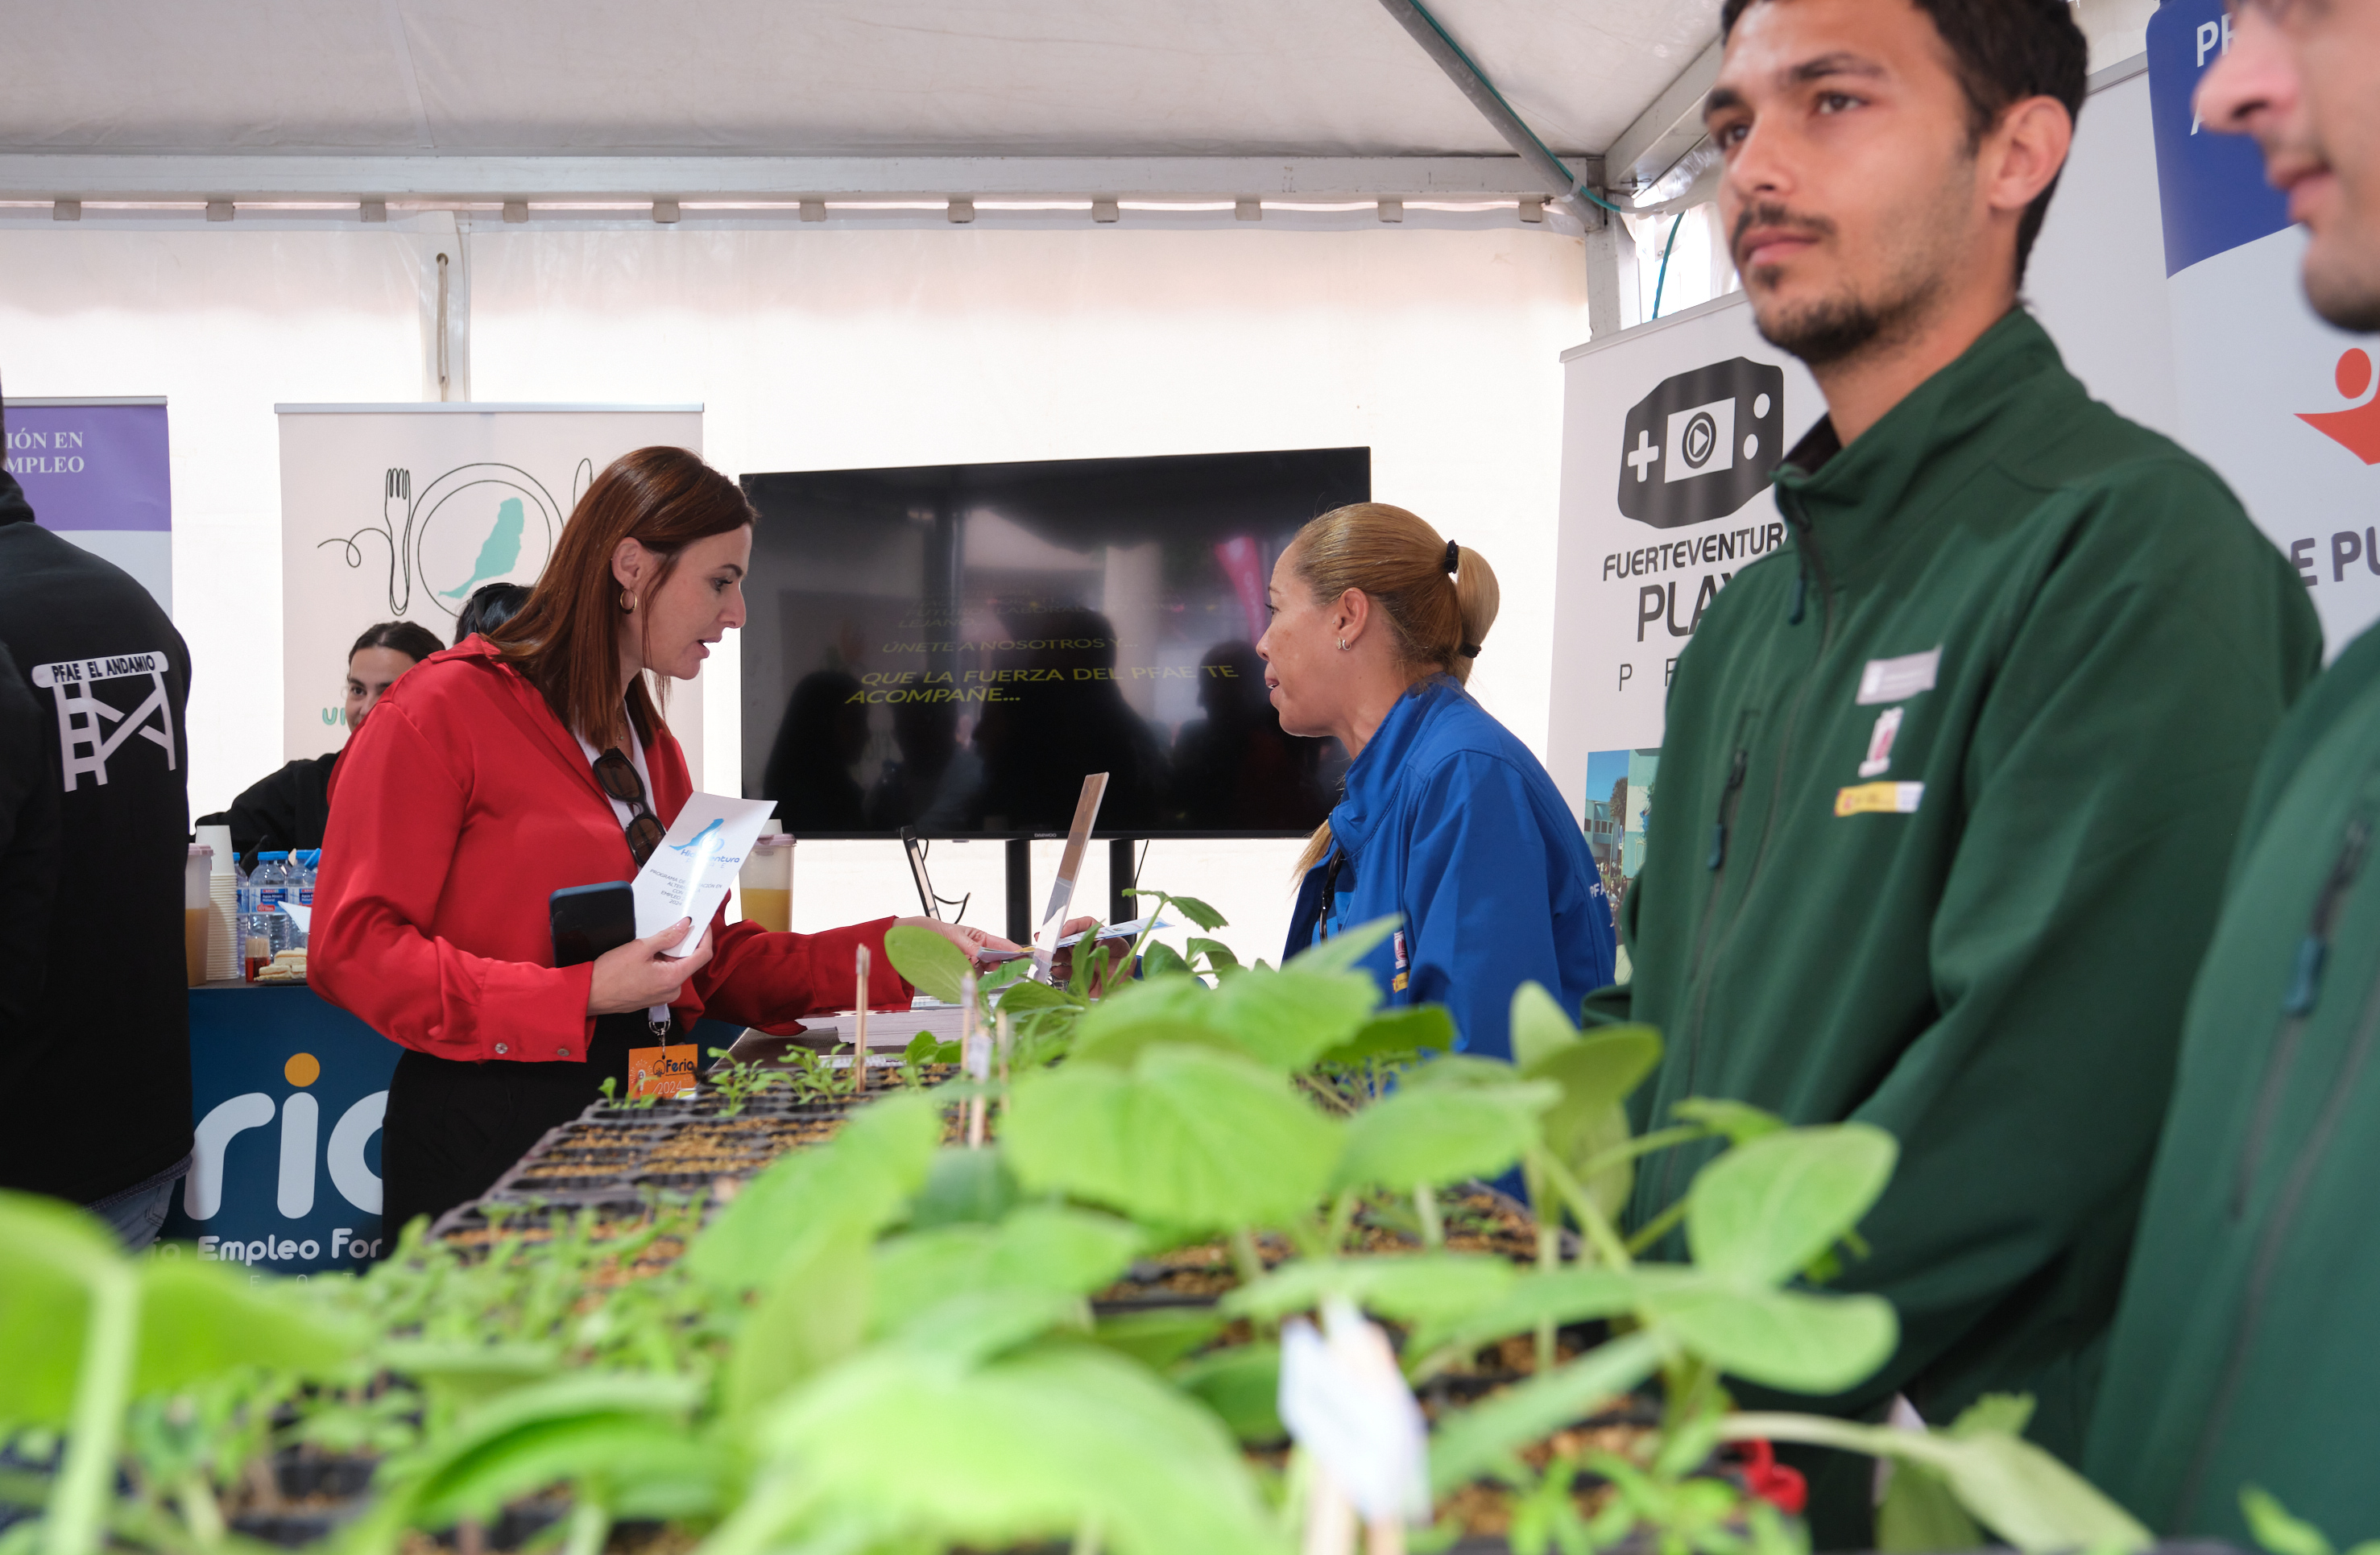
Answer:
[1719, 0, 2086, 283]
[350, 619, 445, 666]
[453, 581, 531, 647]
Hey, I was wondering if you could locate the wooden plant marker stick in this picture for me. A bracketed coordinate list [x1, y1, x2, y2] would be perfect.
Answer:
[960, 966, 979, 1060]
[853, 944, 870, 1094]
[996, 1010, 1014, 1115]
[1303, 1466, 1356, 1555]
[1030, 772, 1110, 983]
[961, 968, 985, 1148]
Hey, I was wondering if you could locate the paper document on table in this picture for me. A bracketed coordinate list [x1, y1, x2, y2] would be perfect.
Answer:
[975, 916, 1170, 965]
[632, 793, 777, 956]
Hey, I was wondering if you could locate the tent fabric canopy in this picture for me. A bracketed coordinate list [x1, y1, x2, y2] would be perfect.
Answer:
[0, 0, 1716, 162]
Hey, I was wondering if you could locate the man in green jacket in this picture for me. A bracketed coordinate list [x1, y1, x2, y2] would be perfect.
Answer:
[1596, 0, 2322, 1529]
[2086, 0, 2380, 1542]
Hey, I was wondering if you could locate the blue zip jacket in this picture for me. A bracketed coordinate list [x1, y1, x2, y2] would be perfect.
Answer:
[1284, 675, 1616, 1061]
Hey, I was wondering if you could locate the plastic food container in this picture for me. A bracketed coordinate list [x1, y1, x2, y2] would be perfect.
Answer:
[739, 833, 796, 933]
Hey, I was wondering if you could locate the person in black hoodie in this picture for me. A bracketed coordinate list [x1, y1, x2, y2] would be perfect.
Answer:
[0, 416, 196, 1247]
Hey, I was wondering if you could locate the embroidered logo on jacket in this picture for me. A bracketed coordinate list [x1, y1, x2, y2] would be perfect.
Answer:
[1857, 707, 1902, 778]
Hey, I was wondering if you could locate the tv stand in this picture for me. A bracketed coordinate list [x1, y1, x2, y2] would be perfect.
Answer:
[1000, 835, 1141, 944]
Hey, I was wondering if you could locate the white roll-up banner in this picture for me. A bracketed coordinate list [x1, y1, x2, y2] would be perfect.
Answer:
[1544, 295, 1821, 900]
[275, 403, 705, 774]
[2150, 0, 2380, 657]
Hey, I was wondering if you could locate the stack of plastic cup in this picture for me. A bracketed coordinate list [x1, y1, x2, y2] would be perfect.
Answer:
[184, 844, 213, 986]
[195, 824, 238, 981]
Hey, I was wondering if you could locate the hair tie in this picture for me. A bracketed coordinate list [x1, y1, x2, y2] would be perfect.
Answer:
[1459, 643, 1482, 659]
[1443, 540, 1460, 576]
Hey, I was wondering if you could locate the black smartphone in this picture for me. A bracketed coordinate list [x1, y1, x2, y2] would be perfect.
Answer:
[551, 881, 635, 968]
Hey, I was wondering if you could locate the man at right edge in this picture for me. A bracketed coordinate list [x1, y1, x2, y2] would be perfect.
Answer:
[1591, 0, 2320, 1543]
[2085, 0, 2380, 1541]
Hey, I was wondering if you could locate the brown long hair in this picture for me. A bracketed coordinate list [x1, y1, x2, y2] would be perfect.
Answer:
[490, 446, 755, 754]
[1288, 502, 1502, 876]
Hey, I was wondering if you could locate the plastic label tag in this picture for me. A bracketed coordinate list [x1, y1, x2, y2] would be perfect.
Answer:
[627, 1043, 700, 1099]
[1277, 1297, 1430, 1525]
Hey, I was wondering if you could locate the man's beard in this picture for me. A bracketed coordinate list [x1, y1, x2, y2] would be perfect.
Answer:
[2303, 226, 2380, 332]
[1733, 201, 1947, 368]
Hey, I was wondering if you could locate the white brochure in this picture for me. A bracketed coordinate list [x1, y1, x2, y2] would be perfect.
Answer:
[633, 793, 778, 956]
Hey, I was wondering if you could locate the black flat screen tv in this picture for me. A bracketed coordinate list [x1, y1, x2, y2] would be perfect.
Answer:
[739, 448, 1369, 837]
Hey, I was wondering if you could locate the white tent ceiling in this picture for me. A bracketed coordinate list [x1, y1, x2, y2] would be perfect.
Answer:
[0, 0, 1724, 203]
[3, 0, 1714, 157]
[0, 0, 2159, 209]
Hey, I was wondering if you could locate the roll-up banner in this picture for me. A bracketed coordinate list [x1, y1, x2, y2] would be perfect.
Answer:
[275, 404, 705, 771]
[3, 397, 173, 614]
[1544, 295, 1821, 901]
[2150, 0, 2380, 656]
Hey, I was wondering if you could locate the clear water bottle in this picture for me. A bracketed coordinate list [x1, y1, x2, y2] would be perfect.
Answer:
[234, 856, 271, 979]
[252, 852, 292, 952]
[290, 850, 317, 949]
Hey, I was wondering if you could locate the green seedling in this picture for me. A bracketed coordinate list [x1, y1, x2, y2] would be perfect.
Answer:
[0, 883, 2167, 1555]
[704, 1049, 778, 1117]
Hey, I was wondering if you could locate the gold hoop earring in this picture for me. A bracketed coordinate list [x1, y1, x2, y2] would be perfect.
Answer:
[620, 588, 635, 612]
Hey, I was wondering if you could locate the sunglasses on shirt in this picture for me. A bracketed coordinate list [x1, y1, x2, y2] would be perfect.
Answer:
[593, 748, 667, 866]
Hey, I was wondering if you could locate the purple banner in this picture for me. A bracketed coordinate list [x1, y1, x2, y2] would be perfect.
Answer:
[4, 401, 172, 531]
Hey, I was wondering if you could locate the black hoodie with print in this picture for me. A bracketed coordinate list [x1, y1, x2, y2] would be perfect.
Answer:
[0, 465, 195, 1204]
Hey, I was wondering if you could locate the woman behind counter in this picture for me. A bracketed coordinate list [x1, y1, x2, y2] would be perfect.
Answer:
[1262, 503, 1616, 1061]
[197, 618, 445, 863]
[314, 447, 1016, 1231]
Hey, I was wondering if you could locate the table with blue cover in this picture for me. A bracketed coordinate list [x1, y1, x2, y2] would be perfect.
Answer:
[161, 982, 401, 1278]
[161, 981, 734, 1277]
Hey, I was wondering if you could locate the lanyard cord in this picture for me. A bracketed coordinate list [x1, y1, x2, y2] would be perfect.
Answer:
[1318, 849, 1347, 941]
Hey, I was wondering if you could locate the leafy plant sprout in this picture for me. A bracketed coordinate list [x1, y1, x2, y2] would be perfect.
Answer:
[703, 1049, 779, 1117]
[595, 1074, 661, 1112]
[0, 891, 2166, 1555]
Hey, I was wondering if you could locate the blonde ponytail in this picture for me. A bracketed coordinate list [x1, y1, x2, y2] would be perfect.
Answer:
[1285, 503, 1500, 879]
[1449, 544, 1501, 688]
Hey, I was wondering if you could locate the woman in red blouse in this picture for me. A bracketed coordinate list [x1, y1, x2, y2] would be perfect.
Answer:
[313, 447, 1017, 1231]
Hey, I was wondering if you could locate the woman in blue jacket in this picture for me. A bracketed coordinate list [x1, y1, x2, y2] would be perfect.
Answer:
[1265, 503, 1615, 1061]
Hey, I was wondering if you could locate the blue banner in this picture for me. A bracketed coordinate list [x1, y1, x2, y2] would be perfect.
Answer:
[2147, 0, 2293, 275]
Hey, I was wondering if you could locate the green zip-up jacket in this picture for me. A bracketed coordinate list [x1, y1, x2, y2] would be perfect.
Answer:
[2085, 622, 2380, 1543]
[1598, 309, 2321, 1451]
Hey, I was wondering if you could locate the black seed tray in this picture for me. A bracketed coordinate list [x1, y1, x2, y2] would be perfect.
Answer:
[635, 1171, 741, 1191]
[273, 1450, 379, 1502]
[433, 1081, 899, 1244]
